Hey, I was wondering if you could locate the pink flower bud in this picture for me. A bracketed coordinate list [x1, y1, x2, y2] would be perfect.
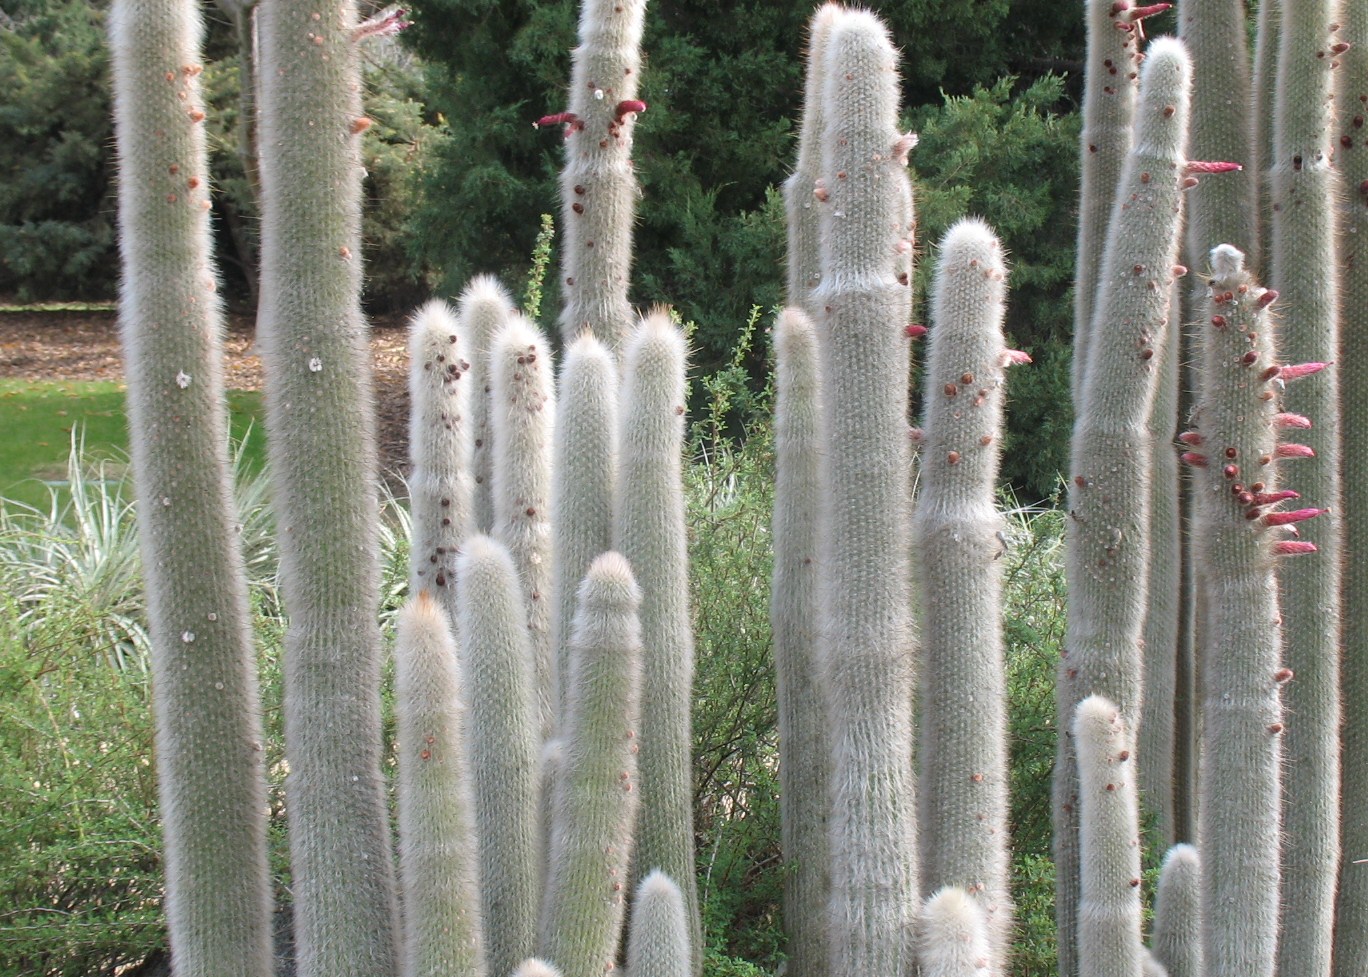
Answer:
[614, 100, 647, 123]
[905, 324, 928, 339]
[353, 7, 410, 41]
[1181, 451, 1209, 467]
[1001, 349, 1032, 366]
[535, 111, 582, 132]
[1177, 431, 1204, 446]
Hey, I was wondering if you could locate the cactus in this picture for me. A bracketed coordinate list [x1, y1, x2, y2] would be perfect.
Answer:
[913, 218, 1017, 969]
[1071, 0, 1143, 402]
[1335, 0, 1368, 967]
[810, 12, 919, 977]
[550, 335, 619, 722]
[458, 275, 519, 535]
[549, 0, 648, 353]
[394, 592, 487, 977]
[455, 537, 542, 977]
[539, 552, 644, 977]
[1269, 4, 1345, 973]
[782, 3, 842, 319]
[1151, 844, 1202, 977]
[407, 299, 475, 620]
[613, 312, 701, 971]
[1185, 244, 1305, 977]
[108, 2, 272, 974]
[917, 887, 994, 977]
[625, 872, 692, 977]
[1054, 39, 1193, 973]
[770, 305, 830, 977]
[1073, 695, 1144, 977]
[255, 1, 403, 974]
[490, 316, 557, 737]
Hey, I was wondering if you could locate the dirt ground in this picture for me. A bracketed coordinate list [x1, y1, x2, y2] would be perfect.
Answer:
[0, 309, 416, 475]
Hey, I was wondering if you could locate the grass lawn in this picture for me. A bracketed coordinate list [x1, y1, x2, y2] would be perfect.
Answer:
[0, 379, 266, 511]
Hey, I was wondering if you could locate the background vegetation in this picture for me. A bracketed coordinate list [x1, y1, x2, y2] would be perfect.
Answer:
[0, 0, 1123, 496]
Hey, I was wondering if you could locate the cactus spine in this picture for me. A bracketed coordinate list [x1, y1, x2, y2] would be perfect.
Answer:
[613, 313, 701, 971]
[1151, 844, 1202, 977]
[1187, 245, 1300, 977]
[1055, 39, 1192, 973]
[394, 592, 487, 977]
[917, 888, 994, 977]
[550, 336, 619, 721]
[625, 872, 692, 977]
[811, 12, 919, 977]
[490, 317, 557, 737]
[455, 537, 542, 977]
[554, 0, 648, 353]
[1270, 4, 1344, 973]
[1073, 695, 1144, 977]
[255, 2, 402, 972]
[770, 305, 830, 977]
[539, 552, 644, 977]
[109, 2, 272, 973]
[914, 219, 1015, 969]
[407, 299, 474, 617]
[1335, 1, 1368, 967]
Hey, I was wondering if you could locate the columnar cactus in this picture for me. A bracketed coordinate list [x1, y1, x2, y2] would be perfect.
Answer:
[1071, 0, 1143, 402]
[255, 0, 401, 973]
[1073, 695, 1144, 977]
[490, 316, 557, 738]
[624, 872, 692, 977]
[1269, 4, 1345, 972]
[539, 552, 644, 977]
[458, 275, 519, 535]
[455, 537, 542, 977]
[613, 312, 701, 971]
[109, 2, 272, 974]
[550, 335, 619, 721]
[1186, 244, 1315, 977]
[549, 0, 648, 353]
[914, 218, 1017, 969]
[394, 592, 487, 977]
[810, 12, 919, 977]
[782, 3, 841, 320]
[1334, 1, 1368, 967]
[1150, 844, 1202, 977]
[1054, 39, 1193, 973]
[408, 299, 475, 619]
[770, 305, 830, 977]
[917, 888, 994, 977]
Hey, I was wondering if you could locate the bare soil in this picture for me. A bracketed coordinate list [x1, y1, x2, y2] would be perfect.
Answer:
[0, 310, 415, 475]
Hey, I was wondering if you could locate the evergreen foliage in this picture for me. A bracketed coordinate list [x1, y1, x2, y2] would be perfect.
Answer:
[0, 0, 115, 299]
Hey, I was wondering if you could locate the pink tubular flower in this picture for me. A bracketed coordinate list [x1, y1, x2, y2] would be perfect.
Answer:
[353, 7, 409, 41]
[614, 100, 647, 123]
[1181, 451, 1209, 467]
[1264, 507, 1327, 527]
[1000, 349, 1032, 366]
[1276, 443, 1316, 459]
[1274, 540, 1319, 556]
[1278, 362, 1329, 380]
[1273, 412, 1312, 429]
[1251, 490, 1300, 506]
[905, 324, 928, 339]
[1186, 160, 1244, 174]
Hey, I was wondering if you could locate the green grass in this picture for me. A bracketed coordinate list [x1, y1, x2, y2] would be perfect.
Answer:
[0, 301, 117, 313]
[0, 380, 266, 511]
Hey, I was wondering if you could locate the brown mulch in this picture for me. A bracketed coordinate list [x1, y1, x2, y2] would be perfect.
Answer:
[0, 309, 415, 475]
